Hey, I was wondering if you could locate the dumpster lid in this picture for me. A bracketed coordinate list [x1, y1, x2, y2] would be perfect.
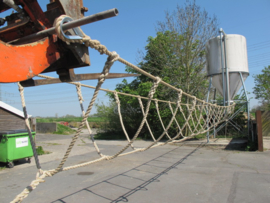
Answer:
[0, 129, 28, 135]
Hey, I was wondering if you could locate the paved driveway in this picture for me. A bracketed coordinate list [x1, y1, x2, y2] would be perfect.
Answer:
[0, 132, 270, 203]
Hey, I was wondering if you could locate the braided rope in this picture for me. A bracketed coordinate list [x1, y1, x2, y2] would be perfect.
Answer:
[76, 84, 103, 157]
[141, 90, 183, 151]
[114, 91, 136, 149]
[138, 97, 157, 141]
[12, 51, 119, 203]
[51, 52, 119, 175]
[17, 83, 41, 169]
[155, 101, 173, 140]
[106, 77, 162, 160]
[12, 15, 235, 203]
[168, 102, 183, 137]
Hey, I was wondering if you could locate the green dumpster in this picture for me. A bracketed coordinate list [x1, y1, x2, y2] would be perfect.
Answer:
[0, 130, 36, 168]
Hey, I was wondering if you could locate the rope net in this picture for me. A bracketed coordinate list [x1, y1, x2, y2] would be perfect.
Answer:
[11, 15, 235, 203]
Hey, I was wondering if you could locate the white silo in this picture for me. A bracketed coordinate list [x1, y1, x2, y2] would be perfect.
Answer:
[205, 30, 251, 141]
[206, 33, 249, 103]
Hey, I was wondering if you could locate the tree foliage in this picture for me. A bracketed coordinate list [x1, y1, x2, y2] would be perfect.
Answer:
[154, 0, 219, 97]
[96, 0, 219, 139]
[253, 65, 270, 110]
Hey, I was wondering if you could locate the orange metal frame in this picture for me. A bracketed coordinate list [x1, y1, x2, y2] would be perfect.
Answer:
[0, 38, 59, 82]
[0, 0, 87, 83]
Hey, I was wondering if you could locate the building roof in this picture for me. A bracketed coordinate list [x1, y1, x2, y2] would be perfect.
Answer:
[0, 101, 31, 118]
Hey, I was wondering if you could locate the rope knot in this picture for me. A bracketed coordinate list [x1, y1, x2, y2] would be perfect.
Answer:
[18, 82, 24, 92]
[103, 155, 112, 160]
[177, 90, 183, 106]
[114, 91, 120, 104]
[76, 84, 84, 102]
[155, 76, 161, 84]
[109, 51, 120, 63]
[99, 74, 105, 80]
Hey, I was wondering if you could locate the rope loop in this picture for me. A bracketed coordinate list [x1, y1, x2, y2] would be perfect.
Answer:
[54, 15, 85, 45]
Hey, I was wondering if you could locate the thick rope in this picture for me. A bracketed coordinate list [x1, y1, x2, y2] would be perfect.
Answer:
[106, 77, 162, 160]
[12, 52, 119, 203]
[138, 97, 157, 141]
[12, 15, 235, 203]
[76, 84, 103, 157]
[17, 83, 41, 169]
[155, 101, 173, 140]
[168, 102, 183, 137]
[51, 52, 119, 175]
[114, 91, 136, 149]
[141, 90, 183, 151]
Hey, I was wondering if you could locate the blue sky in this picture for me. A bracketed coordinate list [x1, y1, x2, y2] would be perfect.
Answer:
[1, 0, 269, 117]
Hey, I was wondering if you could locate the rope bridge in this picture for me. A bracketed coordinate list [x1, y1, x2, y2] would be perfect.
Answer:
[11, 15, 235, 203]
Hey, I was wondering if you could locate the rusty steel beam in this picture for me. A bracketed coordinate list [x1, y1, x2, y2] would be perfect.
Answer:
[10, 8, 118, 44]
[20, 73, 140, 87]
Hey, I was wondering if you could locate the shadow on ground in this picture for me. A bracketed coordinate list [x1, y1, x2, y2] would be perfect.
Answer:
[0, 158, 31, 169]
[224, 138, 248, 151]
[51, 144, 203, 203]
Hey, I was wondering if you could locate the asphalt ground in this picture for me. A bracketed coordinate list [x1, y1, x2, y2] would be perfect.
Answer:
[0, 131, 270, 203]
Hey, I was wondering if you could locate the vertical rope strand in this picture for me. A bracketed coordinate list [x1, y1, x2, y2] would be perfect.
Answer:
[18, 83, 41, 169]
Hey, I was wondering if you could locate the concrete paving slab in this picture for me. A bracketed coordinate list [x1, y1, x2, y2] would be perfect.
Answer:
[0, 133, 270, 203]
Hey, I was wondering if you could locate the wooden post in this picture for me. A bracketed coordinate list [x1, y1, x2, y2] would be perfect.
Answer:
[256, 110, 263, 152]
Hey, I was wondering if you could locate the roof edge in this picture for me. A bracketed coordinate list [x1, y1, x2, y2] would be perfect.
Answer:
[0, 101, 32, 118]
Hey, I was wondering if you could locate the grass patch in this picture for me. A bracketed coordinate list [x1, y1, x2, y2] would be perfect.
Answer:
[36, 146, 52, 155]
[36, 146, 51, 155]
[37, 117, 106, 123]
[46, 143, 61, 146]
[53, 124, 76, 135]
[80, 139, 86, 144]
[0, 166, 6, 171]
[36, 146, 45, 155]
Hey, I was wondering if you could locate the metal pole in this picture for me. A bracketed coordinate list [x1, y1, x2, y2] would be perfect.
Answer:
[10, 8, 119, 44]
[213, 88, 216, 138]
[220, 28, 230, 138]
[239, 72, 252, 140]
[222, 31, 230, 106]
[3, 0, 24, 14]
[219, 28, 226, 106]
[206, 77, 212, 143]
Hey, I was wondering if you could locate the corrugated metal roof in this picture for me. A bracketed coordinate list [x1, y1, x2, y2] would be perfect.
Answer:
[0, 101, 31, 118]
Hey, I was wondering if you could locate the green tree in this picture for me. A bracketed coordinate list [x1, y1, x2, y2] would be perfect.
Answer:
[97, 1, 219, 139]
[253, 65, 270, 110]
